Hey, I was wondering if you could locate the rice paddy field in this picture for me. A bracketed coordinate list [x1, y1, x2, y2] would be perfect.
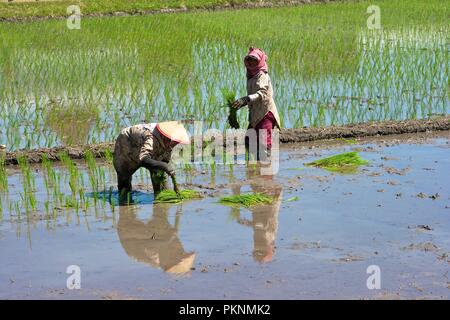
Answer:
[0, 0, 448, 150]
[0, 0, 449, 300]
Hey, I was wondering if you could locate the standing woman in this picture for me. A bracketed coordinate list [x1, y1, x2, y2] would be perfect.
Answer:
[232, 47, 281, 160]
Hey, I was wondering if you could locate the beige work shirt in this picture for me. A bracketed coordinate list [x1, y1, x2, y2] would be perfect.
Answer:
[246, 72, 281, 129]
[113, 123, 172, 174]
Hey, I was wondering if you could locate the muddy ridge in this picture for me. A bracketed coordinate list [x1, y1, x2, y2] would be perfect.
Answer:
[2, 116, 449, 166]
[0, 0, 338, 23]
[279, 116, 450, 143]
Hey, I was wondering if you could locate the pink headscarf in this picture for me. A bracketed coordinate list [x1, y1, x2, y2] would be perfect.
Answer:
[244, 47, 268, 79]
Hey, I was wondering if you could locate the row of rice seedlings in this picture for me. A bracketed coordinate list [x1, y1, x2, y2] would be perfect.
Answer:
[85, 150, 100, 197]
[0, 154, 121, 235]
[59, 151, 89, 213]
[85, 150, 112, 214]
[0, 1, 447, 151]
[17, 155, 37, 213]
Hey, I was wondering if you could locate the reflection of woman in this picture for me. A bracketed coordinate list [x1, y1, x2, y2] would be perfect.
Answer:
[117, 204, 195, 275]
[232, 164, 283, 263]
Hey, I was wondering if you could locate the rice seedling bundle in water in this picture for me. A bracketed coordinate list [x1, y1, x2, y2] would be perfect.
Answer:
[305, 151, 368, 173]
[219, 193, 273, 208]
[154, 189, 202, 204]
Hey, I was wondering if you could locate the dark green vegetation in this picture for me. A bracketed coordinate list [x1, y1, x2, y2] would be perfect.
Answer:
[154, 189, 203, 204]
[219, 192, 273, 207]
[305, 151, 369, 173]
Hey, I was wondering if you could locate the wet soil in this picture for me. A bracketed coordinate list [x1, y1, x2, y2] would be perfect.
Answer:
[3, 116, 449, 166]
[280, 116, 450, 144]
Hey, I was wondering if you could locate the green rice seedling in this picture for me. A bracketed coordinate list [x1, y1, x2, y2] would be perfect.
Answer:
[285, 196, 300, 202]
[17, 155, 37, 212]
[44, 200, 50, 216]
[0, 194, 3, 218]
[98, 167, 106, 190]
[14, 201, 21, 224]
[104, 148, 114, 165]
[59, 151, 80, 198]
[154, 189, 202, 204]
[65, 196, 76, 209]
[41, 154, 51, 192]
[209, 160, 216, 180]
[304, 151, 368, 173]
[85, 150, 100, 194]
[28, 191, 37, 212]
[219, 193, 273, 208]
[0, 156, 7, 192]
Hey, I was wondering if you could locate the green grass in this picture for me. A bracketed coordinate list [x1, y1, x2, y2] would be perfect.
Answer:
[305, 151, 368, 173]
[153, 189, 202, 204]
[0, 0, 448, 151]
[219, 192, 273, 207]
[0, 0, 284, 20]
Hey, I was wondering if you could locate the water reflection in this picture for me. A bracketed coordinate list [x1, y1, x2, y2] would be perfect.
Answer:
[117, 204, 195, 276]
[44, 100, 99, 147]
[230, 164, 283, 263]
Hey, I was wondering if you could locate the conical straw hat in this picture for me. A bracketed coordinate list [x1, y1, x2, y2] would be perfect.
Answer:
[156, 121, 190, 145]
[165, 252, 196, 274]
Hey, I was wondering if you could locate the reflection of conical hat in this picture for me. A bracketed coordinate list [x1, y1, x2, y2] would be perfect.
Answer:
[156, 121, 190, 145]
[165, 252, 196, 274]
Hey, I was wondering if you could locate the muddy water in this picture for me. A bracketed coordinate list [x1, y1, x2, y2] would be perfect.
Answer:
[0, 132, 449, 299]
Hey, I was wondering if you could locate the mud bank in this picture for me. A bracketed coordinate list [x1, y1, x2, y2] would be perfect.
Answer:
[0, 0, 337, 23]
[280, 116, 450, 143]
[2, 116, 449, 165]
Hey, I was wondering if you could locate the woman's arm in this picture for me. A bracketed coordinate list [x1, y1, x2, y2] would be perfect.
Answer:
[232, 73, 271, 109]
[140, 155, 175, 176]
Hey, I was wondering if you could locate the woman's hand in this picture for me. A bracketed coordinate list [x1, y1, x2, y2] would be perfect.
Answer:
[231, 96, 250, 109]
[165, 163, 176, 177]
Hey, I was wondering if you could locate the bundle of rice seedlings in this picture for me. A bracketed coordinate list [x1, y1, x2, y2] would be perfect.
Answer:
[219, 193, 273, 208]
[222, 89, 239, 129]
[305, 151, 368, 173]
[154, 189, 202, 204]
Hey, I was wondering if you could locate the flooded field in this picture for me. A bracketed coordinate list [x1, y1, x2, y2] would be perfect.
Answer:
[1, 0, 449, 301]
[1, 131, 449, 299]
